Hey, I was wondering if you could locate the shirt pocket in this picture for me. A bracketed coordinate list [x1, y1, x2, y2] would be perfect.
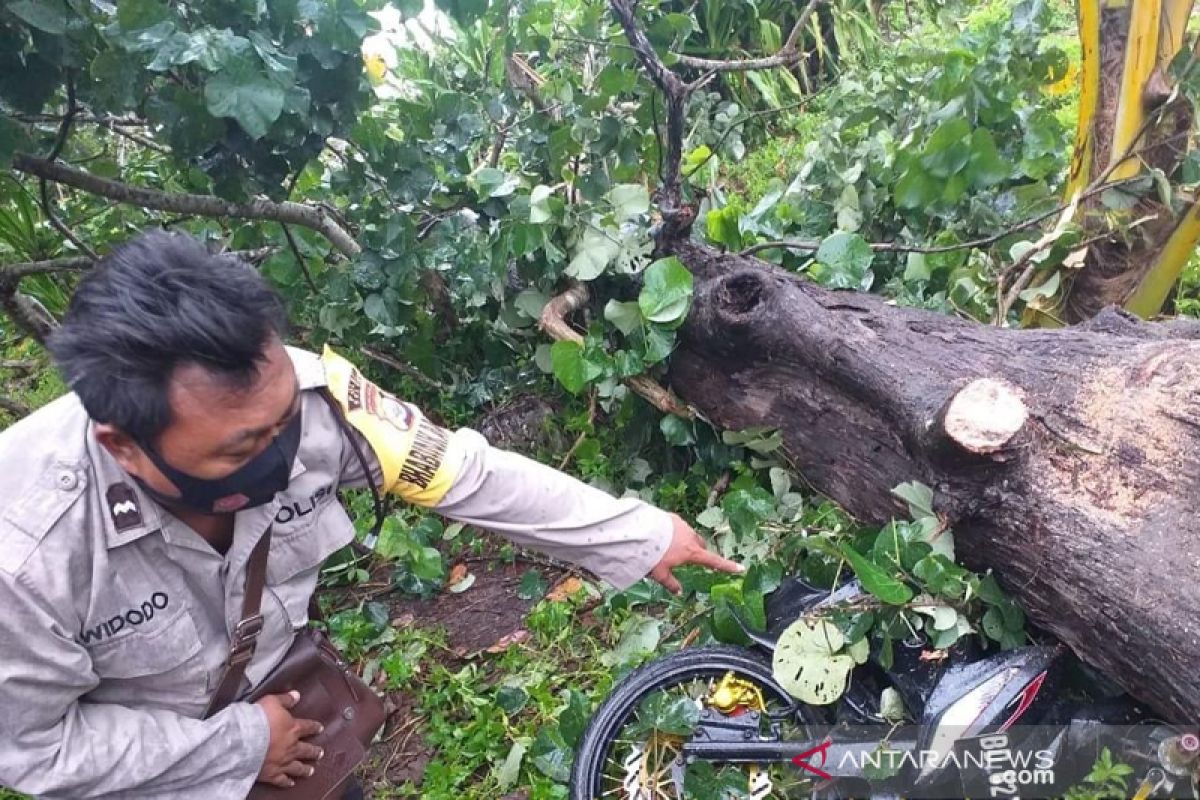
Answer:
[266, 499, 356, 628]
[85, 603, 209, 708]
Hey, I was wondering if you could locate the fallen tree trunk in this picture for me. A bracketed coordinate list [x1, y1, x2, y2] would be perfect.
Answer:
[668, 239, 1200, 721]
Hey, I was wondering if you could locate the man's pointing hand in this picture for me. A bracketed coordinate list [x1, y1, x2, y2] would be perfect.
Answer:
[649, 513, 744, 594]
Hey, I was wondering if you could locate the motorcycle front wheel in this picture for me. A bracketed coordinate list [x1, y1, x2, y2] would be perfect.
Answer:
[570, 645, 829, 800]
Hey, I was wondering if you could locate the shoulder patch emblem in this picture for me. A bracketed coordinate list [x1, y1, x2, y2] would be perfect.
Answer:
[321, 346, 463, 507]
[347, 369, 415, 432]
[106, 483, 143, 533]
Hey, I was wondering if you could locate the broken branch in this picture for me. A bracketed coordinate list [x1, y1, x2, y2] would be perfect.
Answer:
[11, 154, 361, 258]
[539, 282, 694, 418]
[674, 0, 826, 72]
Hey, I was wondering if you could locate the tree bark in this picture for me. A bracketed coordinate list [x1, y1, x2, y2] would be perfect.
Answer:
[668, 239, 1200, 721]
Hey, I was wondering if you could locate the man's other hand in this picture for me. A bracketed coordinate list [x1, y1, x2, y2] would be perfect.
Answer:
[649, 513, 744, 594]
[255, 691, 325, 788]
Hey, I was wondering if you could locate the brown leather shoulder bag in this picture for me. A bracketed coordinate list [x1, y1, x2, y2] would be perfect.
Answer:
[203, 528, 387, 800]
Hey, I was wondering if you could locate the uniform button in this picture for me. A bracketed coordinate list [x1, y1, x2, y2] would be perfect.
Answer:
[57, 470, 79, 491]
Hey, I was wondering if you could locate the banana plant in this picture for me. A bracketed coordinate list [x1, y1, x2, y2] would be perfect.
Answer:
[1025, 0, 1200, 326]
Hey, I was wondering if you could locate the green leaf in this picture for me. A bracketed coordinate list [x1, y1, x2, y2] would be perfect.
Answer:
[709, 592, 744, 645]
[634, 692, 700, 737]
[660, 415, 695, 446]
[847, 636, 870, 665]
[608, 183, 650, 221]
[604, 299, 643, 335]
[567, 227, 620, 281]
[839, 543, 914, 605]
[471, 167, 518, 199]
[891, 481, 935, 519]
[448, 572, 475, 594]
[495, 684, 529, 714]
[812, 232, 874, 290]
[968, 128, 1009, 187]
[975, 573, 1006, 605]
[913, 555, 967, 598]
[514, 289, 548, 321]
[771, 618, 854, 705]
[722, 487, 775, 538]
[695, 506, 726, 529]
[682, 144, 713, 177]
[705, 206, 742, 250]
[880, 687, 907, 721]
[895, 166, 939, 209]
[904, 252, 931, 282]
[559, 689, 591, 746]
[601, 615, 661, 666]
[204, 62, 285, 140]
[1019, 270, 1061, 303]
[495, 739, 527, 790]
[638, 256, 694, 325]
[640, 325, 676, 364]
[7, 0, 70, 34]
[982, 606, 1006, 641]
[921, 117, 973, 179]
[530, 184, 555, 224]
[550, 340, 594, 394]
[529, 727, 572, 782]
[517, 568, 549, 600]
[913, 601, 959, 631]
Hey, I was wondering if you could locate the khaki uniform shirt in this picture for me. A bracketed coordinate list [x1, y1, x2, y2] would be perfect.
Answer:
[0, 347, 672, 799]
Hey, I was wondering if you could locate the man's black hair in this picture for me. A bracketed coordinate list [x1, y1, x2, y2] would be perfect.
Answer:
[47, 230, 288, 443]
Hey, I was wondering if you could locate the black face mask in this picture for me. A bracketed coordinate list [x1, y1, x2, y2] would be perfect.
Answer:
[135, 408, 303, 515]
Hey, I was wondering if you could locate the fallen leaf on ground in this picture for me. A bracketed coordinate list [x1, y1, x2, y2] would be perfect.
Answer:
[547, 576, 584, 602]
[486, 629, 532, 653]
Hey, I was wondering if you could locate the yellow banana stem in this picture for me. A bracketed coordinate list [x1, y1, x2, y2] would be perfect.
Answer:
[1108, 0, 1162, 181]
[1158, 0, 1195, 67]
[1125, 196, 1200, 317]
[1065, 0, 1102, 200]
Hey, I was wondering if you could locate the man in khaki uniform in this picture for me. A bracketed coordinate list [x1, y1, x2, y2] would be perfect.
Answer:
[0, 231, 740, 799]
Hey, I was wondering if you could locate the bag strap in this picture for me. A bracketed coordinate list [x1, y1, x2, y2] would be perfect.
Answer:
[203, 527, 273, 719]
[316, 387, 388, 546]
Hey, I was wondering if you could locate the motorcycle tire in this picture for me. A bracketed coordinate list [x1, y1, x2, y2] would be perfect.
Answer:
[570, 645, 826, 800]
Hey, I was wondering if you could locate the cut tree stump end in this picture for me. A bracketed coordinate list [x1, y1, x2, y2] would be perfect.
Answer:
[943, 378, 1028, 455]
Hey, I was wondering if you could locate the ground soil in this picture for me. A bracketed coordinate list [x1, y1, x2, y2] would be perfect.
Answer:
[321, 555, 567, 796]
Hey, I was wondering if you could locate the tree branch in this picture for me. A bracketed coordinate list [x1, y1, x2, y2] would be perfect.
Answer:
[0, 254, 94, 280]
[40, 179, 97, 260]
[737, 176, 1149, 259]
[37, 75, 99, 261]
[11, 154, 362, 258]
[1, 247, 274, 282]
[539, 282, 694, 418]
[0, 246, 274, 342]
[673, 0, 826, 72]
[280, 224, 319, 292]
[609, 0, 690, 235]
[361, 346, 447, 391]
